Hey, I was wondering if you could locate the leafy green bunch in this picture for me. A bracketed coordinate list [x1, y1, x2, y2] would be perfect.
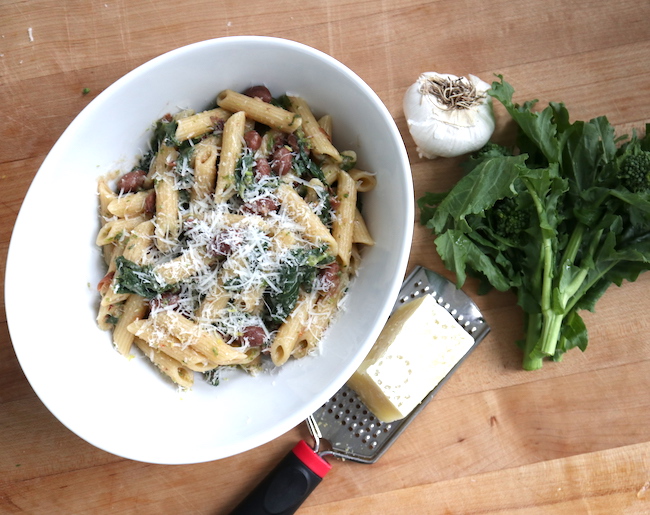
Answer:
[419, 76, 650, 370]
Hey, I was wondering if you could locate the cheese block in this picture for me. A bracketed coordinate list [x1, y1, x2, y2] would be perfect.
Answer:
[347, 293, 475, 422]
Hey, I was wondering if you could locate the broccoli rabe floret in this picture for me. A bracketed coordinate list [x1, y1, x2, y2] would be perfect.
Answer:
[489, 196, 529, 243]
[617, 151, 650, 193]
[472, 142, 513, 160]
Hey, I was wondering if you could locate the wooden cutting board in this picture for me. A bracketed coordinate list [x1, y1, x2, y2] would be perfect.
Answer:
[1, 0, 650, 513]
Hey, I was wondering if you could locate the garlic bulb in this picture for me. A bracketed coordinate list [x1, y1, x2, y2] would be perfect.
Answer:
[403, 72, 495, 159]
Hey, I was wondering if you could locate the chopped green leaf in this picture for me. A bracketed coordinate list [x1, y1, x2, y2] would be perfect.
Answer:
[114, 256, 172, 299]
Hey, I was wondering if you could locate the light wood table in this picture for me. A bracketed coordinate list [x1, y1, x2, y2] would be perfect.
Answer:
[2, 1, 650, 513]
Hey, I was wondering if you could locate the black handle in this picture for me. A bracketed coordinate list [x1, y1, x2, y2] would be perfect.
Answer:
[229, 440, 331, 515]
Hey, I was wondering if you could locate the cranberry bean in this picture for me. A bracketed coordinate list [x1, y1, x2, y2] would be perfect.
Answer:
[243, 85, 272, 103]
[319, 262, 340, 294]
[117, 169, 147, 193]
[244, 130, 262, 151]
[271, 146, 293, 176]
[255, 158, 271, 178]
[144, 190, 156, 214]
[210, 116, 225, 132]
[242, 197, 279, 216]
[97, 271, 115, 293]
[239, 325, 267, 347]
[150, 292, 181, 312]
[272, 132, 287, 151]
[208, 229, 242, 257]
[287, 133, 300, 152]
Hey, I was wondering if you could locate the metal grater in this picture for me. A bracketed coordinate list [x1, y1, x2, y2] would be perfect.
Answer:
[309, 265, 490, 464]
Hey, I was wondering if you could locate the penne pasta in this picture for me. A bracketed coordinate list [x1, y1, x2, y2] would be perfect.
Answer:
[317, 114, 333, 138]
[152, 145, 180, 252]
[96, 215, 146, 246]
[107, 190, 151, 218]
[271, 292, 315, 366]
[133, 337, 194, 389]
[276, 184, 338, 256]
[123, 220, 155, 265]
[175, 107, 232, 141]
[191, 135, 220, 201]
[288, 96, 341, 162]
[154, 311, 253, 366]
[113, 294, 148, 356]
[320, 158, 341, 186]
[98, 178, 117, 221]
[332, 169, 357, 266]
[348, 168, 377, 193]
[197, 278, 230, 321]
[128, 319, 218, 372]
[153, 251, 216, 285]
[352, 208, 375, 246]
[216, 89, 302, 133]
[303, 271, 350, 349]
[214, 110, 246, 202]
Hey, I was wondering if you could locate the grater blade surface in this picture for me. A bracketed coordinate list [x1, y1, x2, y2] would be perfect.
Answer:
[311, 266, 490, 464]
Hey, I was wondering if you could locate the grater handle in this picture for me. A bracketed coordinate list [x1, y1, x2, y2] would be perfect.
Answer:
[229, 440, 331, 515]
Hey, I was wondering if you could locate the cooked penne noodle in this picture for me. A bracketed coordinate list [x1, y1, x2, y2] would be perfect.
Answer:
[107, 190, 151, 218]
[233, 284, 265, 313]
[217, 89, 302, 133]
[348, 244, 363, 275]
[96, 300, 124, 331]
[303, 271, 350, 348]
[215, 110, 246, 202]
[317, 114, 333, 138]
[123, 220, 155, 265]
[198, 278, 230, 321]
[154, 311, 253, 366]
[320, 159, 341, 186]
[105, 242, 125, 273]
[113, 294, 148, 356]
[191, 135, 220, 201]
[276, 184, 338, 255]
[271, 292, 315, 366]
[175, 107, 231, 141]
[152, 145, 180, 252]
[98, 178, 117, 221]
[133, 337, 195, 389]
[128, 319, 218, 372]
[348, 168, 377, 192]
[153, 251, 216, 285]
[288, 96, 341, 162]
[96, 215, 146, 246]
[352, 208, 375, 246]
[332, 169, 357, 266]
[100, 281, 129, 307]
[304, 178, 326, 204]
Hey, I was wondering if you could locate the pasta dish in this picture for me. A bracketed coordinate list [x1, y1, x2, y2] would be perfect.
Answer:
[95, 86, 376, 389]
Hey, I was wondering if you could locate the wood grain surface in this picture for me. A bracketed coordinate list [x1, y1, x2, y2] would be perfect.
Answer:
[2, 0, 650, 513]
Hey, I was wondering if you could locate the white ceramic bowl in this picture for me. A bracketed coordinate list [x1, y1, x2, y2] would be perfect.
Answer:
[5, 36, 413, 464]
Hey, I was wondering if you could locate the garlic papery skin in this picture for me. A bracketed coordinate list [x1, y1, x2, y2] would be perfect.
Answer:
[403, 72, 495, 159]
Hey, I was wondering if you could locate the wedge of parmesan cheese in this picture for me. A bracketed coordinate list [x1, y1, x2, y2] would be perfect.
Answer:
[347, 293, 475, 422]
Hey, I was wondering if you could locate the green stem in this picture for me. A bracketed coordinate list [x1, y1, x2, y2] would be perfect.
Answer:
[560, 222, 585, 266]
[522, 312, 544, 370]
[523, 178, 558, 357]
[539, 309, 564, 356]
